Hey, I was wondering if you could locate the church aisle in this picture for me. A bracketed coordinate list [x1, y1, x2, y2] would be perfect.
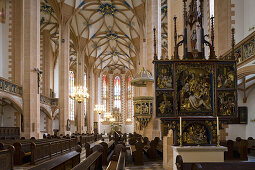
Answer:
[125, 161, 164, 170]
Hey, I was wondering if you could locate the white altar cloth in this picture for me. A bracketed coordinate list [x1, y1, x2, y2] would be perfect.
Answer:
[172, 146, 227, 170]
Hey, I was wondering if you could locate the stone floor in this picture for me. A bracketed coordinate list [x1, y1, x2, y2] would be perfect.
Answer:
[125, 161, 164, 170]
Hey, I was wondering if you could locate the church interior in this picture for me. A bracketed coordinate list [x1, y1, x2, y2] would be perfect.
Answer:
[1, 0, 255, 169]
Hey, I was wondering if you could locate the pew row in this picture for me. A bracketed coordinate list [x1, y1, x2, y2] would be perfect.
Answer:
[106, 144, 126, 170]
[72, 145, 103, 170]
[175, 155, 255, 170]
[29, 150, 80, 170]
[0, 146, 14, 170]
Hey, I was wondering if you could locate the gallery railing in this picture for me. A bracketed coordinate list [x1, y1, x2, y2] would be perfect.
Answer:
[0, 77, 22, 96]
[40, 94, 59, 107]
[222, 30, 255, 66]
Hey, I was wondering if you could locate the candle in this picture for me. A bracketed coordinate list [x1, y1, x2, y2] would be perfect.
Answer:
[180, 117, 182, 136]
[217, 116, 219, 136]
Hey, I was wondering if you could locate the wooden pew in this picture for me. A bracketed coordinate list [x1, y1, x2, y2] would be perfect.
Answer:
[130, 141, 144, 165]
[143, 139, 157, 161]
[8, 137, 77, 165]
[79, 134, 95, 147]
[100, 140, 115, 165]
[72, 144, 103, 170]
[29, 150, 80, 170]
[85, 140, 103, 158]
[0, 145, 15, 170]
[175, 155, 255, 170]
[30, 138, 77, 165]
[106, 144, 126, 170]
[0, 127, 20, 140]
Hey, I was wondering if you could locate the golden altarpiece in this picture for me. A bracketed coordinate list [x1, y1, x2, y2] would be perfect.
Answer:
[154, 0, 237, 146]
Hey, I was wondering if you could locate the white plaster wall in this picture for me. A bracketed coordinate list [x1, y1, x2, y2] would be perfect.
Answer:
[2, 105, 17, 127]
[70, 124, 77, 134]
[244, 86, 255, 138]
[0, 0, 11, 79]
[53, 117, 59, 130]
[232, 0, 255, 42]
[100, 124, 111, 134]
[124, 124, 134, 134]
[40, 111, 47, 132]
[226, 87, 255, 140]
[232, 0, 244, 44]
[243, 0, 255, 37]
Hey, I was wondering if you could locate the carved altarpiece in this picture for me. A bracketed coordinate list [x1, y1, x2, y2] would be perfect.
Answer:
[154, 0, 237, 146]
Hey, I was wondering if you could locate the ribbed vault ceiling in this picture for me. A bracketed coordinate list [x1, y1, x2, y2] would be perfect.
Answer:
[40, 0, 146, 72]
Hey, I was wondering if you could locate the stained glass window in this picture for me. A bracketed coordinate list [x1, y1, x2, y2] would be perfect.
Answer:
[114, 76, 121, 110]
[69, 71, 75, 120]
[127, 77, 133, 120]
[102, 75, 107, 111]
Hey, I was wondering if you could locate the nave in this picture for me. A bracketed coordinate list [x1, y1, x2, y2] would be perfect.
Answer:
[1, 0, 255, 169]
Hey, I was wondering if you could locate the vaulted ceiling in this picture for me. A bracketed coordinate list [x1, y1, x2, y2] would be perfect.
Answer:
[40, 0, 146, 73]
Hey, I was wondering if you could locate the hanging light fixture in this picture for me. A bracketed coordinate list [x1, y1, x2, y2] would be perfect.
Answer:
[94, 104, 106, 114]
[69, 49, 89, 103]
[70, 86, 89, 103]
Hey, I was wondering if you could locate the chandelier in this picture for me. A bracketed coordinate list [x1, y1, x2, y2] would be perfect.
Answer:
[94, 104, 106, 114]
[70, 86, 89, 103]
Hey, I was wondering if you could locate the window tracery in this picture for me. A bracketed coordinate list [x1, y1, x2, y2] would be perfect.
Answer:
[114, 76, 121, 111]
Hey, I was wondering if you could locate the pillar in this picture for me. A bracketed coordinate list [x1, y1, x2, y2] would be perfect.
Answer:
[93, 70, 99, 134]
[58, 17, 70, 135]
[47, 118, 53, 135]
[167, 0, 184, 59]
[214, 0, 232, 56]
[139, 0, 161, 140]
[86, 67, 94, 133]
[163, 129, 174, 170]
[42, 30, 52, 97]
[0, 104, 3, 126]
[77, 50, 85, 134]
[13, 0, 24, 85]
[22, 0, 40, 138]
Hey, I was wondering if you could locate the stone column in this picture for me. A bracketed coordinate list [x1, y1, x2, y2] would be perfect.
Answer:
[93, 70, 99, 134]
[13, 0, 24, 85]
[0, 104, 3, 127]
[77, 51, 85, 134]
[214, 0, 232, 56]
[58, 17, 70, 135]
[167, 0, 184, 59]
[86, 67, 94, 133]
[163, 129, 174, 170]
[22, 0, 40, 138]
[140, 0, 161, 140]
[47, 118, 53, 135]
[42, 30, 52, 97]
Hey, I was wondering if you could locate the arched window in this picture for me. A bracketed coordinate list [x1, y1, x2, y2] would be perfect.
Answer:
[114, 76, 121, 110]
[127, 77, 133, 121]
[210, 0, 214, 17]
[69, 71, 75, 120]
[102, 74, 107, 111]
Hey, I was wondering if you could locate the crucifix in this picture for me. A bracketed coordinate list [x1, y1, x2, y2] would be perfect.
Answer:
[34, 68, 43, 94]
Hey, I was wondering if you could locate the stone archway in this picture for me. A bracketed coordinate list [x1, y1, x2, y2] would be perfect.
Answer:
[40, 107, 53, 135]
[0, 96, 23, 132]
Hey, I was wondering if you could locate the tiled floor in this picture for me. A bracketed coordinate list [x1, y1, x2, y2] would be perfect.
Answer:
[126, 161, 164, 170]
